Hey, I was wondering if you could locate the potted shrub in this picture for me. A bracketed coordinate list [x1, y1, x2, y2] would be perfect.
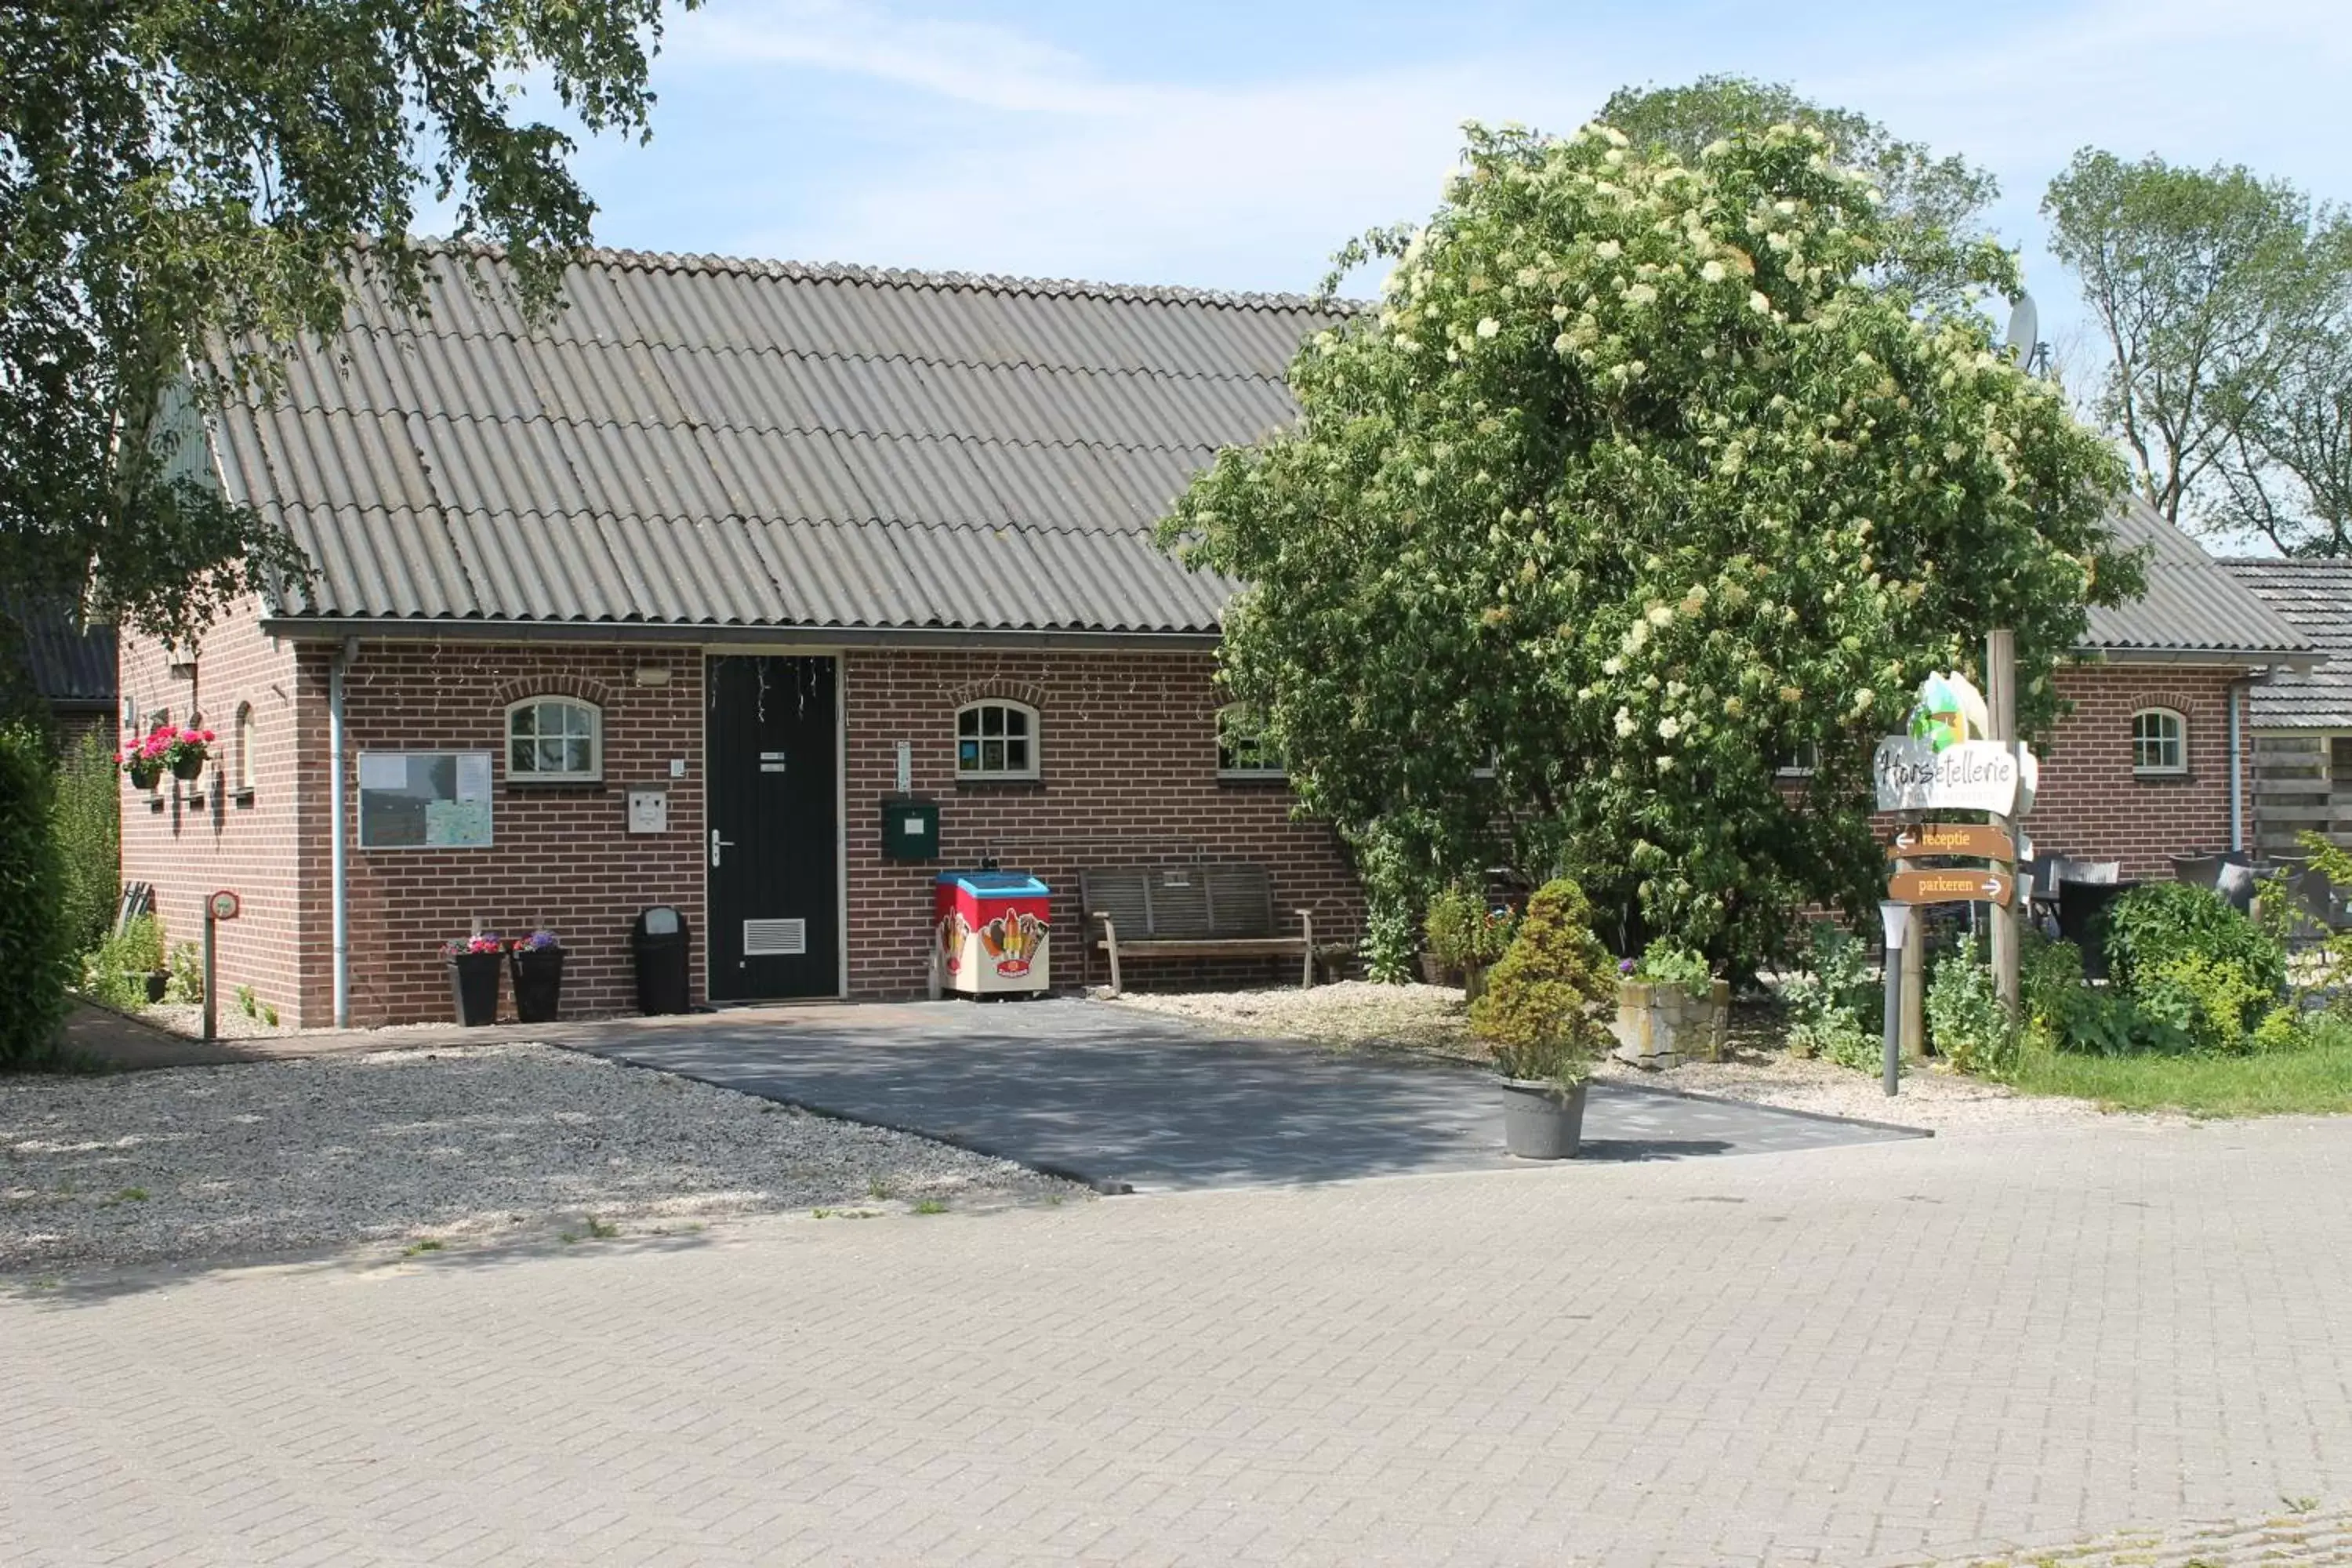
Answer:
[1422, 883, 1519, 998]
[509, 929, 565, 1024]
[444, 933, 506, 1025]
[1468, 877, 1616, 1159]
[1613, 939, 1729, 1068]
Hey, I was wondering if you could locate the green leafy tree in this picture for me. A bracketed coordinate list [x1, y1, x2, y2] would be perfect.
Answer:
[1468, 877, 1616, 1085]
[1, 0, 695, 644]
[0, 723, 72, 1067]
[2043, 149, 2352, 543]
[1165, 122, 2133, 969]
[1601, 74, 1998, 309]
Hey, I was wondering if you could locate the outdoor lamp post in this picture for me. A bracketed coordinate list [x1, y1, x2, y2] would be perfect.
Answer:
[1878, 900, 1912, 1098]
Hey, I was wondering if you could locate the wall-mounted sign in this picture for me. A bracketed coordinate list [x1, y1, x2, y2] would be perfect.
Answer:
[1872, 738, 2038, 815]
[1886, 824, 2016, 862]
[626, 787, 669, 834]
[358, 751, 493, 849]
[1888, 867, 2014, 907]
[208, 889, 241, 921]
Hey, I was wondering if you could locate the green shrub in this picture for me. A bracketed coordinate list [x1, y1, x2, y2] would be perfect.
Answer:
[2103, 882, 2285, 999]
[1633, 938, 1711, 999]
[1424, 883, 1516, 971]
[166, 941, 205, 1004]
[1469, 877, 1616, 1087]
[1360, 899, 1417, 984]
[84, 912, 164, 1014]
[2253, 1004, 2311, 1054]
[2136, 951, 2271, 1054]
[1926, 941, 2016, 1076]
[0, 724, 73, 1068]
[50, 729, 120, 956]
[1778, 923, 1880, 1071]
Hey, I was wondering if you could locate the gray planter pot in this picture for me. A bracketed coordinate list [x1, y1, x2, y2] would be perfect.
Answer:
[1499, 1078, 1588, 1160]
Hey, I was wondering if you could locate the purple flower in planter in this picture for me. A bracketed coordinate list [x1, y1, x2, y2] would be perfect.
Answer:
[513, 930, 562, 953]
[1618, 957, 1637, 975]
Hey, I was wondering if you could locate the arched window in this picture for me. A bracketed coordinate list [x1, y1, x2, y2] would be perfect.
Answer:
[2132, 708, 2186, 775]
[1215, 706, 1285, 779]
[234, 702, 257, 793]
[506, 695, 602, 782]
[955, 700, 1038, 780]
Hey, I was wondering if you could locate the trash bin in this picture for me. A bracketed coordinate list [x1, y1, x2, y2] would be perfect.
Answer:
[633, 905, 692, 1014]
[933, 871, 1051, 996]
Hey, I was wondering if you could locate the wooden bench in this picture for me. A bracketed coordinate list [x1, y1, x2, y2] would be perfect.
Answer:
[1079, 864, 1344, 996]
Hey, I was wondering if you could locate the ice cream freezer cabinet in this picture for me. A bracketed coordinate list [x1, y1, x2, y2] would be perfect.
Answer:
[933, 871, 1052, 996]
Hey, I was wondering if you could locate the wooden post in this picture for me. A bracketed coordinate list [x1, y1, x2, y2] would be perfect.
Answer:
[1901, 909, 1926, 1060]
[1986, 629, 2020, 1017]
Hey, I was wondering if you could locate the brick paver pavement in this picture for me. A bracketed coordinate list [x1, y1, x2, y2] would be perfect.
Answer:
[5, 1116, 2349, 1566]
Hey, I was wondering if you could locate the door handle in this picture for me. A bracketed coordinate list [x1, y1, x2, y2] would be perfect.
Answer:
[710, 828, 735, 868]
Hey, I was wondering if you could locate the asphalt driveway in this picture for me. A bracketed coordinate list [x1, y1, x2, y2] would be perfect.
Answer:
[565, 998, 1921, 1191]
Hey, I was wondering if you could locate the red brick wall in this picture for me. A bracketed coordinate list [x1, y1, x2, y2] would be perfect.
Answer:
[842, 648, 1363, 997]
[118, 596, 306, 1022]
[2026, 664, 2245, 878]
[316, 642, 708, 1025]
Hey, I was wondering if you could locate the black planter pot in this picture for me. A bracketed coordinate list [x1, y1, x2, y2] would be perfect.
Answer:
[171, 754, 205, 782]
[144, 971, 169, 1004]
[127, 763, 162, 792]
[510, 949, 565, 1025]
[448, 951, 504, 1025]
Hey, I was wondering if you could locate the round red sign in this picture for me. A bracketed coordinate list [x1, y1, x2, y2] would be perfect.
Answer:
[208, 890, 241, 921]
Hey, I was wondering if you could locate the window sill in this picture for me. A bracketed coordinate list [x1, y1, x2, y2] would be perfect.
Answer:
[1216, 771, 1290, 786]
[504, 777, 608, 794]
[956, 777, 1044, 792]
[231, 788, 256, 809]
[2132, 770, 2193, 784]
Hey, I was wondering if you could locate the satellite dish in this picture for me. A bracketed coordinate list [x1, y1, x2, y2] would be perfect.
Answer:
[2004, 292, 2039, 363]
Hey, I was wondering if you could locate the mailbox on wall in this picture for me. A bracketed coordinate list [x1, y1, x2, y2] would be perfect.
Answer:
[880, 797, 939, 862]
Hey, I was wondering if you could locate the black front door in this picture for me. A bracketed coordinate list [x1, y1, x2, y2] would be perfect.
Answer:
[706, 655, 840, 1000]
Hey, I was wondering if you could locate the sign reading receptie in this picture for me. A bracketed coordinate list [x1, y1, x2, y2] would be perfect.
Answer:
[626, 786, 669, 834]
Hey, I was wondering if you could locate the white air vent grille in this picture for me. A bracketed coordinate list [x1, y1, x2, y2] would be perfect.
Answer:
[742, 918, 807, 957]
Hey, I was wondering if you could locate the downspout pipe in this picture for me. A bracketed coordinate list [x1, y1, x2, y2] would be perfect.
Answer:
[2228, 677, 2244, 856]
[329, 638, 354, 1028]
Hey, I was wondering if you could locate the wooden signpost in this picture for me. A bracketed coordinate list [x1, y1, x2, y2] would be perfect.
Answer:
[1886, 867, 2014, 908]
[1888, 824, 2015, 862]
[203, 889, 240, 1044]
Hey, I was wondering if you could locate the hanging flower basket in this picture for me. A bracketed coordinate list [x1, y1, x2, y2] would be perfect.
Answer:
[121, 724, 214, 785]
[442, 934, 506, 1025]
[508, 931, 565, 1025]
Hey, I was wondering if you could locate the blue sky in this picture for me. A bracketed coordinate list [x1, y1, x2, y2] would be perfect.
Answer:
[542, 0, 2350, 369]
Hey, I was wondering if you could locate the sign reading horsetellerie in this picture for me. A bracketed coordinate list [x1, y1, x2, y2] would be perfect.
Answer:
[1871, 738, 2035, 815]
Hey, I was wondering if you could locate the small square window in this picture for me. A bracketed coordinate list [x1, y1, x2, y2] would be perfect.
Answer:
[506, 697, 602, 782]
[1216, 706, 1287, 779]
[955, 702, 1040, 780]
[2132, 709, 2185, 775]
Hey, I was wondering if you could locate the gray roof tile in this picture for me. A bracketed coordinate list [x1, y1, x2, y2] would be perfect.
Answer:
[220, 245, 2318, 652]
[2220, 559, 2352, 726]
[2080, 499, 2312, 660]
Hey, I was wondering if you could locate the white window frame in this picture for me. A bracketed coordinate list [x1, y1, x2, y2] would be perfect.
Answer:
[1777, 741, 1820, 778]
[2132, 707, 2186, 776]
[955, 700, 1039, 781]
[1215, 705, 1287, 780]
[505, 695, 604, 783]
[234, 702, 257, 793]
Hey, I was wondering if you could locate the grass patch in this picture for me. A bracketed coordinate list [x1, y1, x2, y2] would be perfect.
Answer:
[2002, 1023, 2352, 1116]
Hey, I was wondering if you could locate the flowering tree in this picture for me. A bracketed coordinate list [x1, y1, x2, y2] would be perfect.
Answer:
[1163, 122, 2135, 966]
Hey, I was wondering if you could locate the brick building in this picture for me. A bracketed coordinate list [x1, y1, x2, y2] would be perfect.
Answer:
[114, 248, 2314, 1025]
[2218, 558, 2352, 861]
[5, 593, 116, 752]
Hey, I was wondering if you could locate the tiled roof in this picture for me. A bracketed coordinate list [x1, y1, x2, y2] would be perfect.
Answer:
[2220, 558, 2352, 727]
[2080, 499, 2312, 661]
[212, 245, 2318, 657]
[223, 247, 1339, 636]
[2, 593, 115, 708]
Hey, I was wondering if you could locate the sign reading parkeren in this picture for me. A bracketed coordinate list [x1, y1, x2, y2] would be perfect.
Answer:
[1872, 738, 2033, 815]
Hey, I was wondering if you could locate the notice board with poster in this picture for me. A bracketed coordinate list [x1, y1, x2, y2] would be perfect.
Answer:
[357, 751, 494, 849]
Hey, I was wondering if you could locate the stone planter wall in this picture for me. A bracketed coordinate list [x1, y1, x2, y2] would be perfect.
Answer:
[1611, 978, 1731, 1068]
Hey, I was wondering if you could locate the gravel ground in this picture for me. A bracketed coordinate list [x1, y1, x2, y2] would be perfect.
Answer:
[1106, 981, 2160, 1135]
[1, 1044, 1082, 1274]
